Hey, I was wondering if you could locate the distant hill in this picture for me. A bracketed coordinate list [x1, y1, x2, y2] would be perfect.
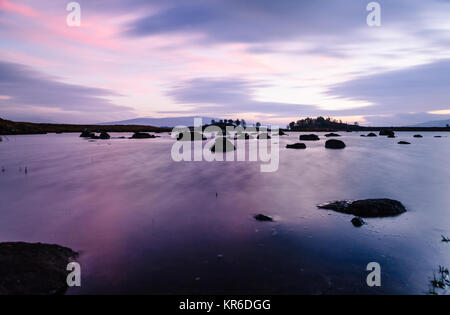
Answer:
[99, 116, 220, 127]
[411, 119, 450, 127]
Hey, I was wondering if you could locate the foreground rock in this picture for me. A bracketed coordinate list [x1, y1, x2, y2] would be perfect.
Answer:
[0, 242, 78, 295]
[210, 138, 236, 153]
[351, 217, 365, 227]
[325, 133, 341, 137]
[254, 214, 274, 222]
[286, 143, 306, 149]
[398, 141, 410, 145]
[318, 198, 406, 218]
[300, 134, 320, 141]
[177, 131, 206, 141]
[325, 139, 346, 149]
[131, 132, 156, 139]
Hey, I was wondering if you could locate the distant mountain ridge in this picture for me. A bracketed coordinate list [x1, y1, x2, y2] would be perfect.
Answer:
[98, 116, 220, 127]
[411, 119, 450, 127]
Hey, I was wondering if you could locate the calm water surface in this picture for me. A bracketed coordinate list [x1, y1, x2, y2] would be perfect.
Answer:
[0, 132, 449, 294]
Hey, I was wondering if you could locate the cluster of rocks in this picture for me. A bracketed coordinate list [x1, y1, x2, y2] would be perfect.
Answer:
[80, 129, 110, 139]
[286, 134, 346, 150]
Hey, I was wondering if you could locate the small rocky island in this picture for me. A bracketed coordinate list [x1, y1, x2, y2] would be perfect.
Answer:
[0, 242, 78, 295]
[318, 198, 406, 217]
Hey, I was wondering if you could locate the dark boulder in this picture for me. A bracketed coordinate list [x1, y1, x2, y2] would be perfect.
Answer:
[325, 139, 346, 149]
[413, 134, 423, 138]
[398, 141, 410, 144]
[366, 133, 377, 137]
[131, 132, 156, 139]
[177, 131, 206, 141]
[286, 143, 306, 149]
[80, 129, 94, 138]
[254, 214, 274, 222]
[380, 129, 395, 137]
[434, 136, 442, 138]
[278, 130, 287, 136]
[300, 134, 320, 141]
[325, 133, 341, 137]
[99, 131, 110, 139]
[210, 138, 236, 153]
[388, 135, 396, 138]
[351, 217, 365, 227]
[0, 242, 78, 295]
[318, 198, 406, 218]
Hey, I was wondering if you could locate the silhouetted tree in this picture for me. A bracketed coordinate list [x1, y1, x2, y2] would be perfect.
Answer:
[256, 122, 261, 128]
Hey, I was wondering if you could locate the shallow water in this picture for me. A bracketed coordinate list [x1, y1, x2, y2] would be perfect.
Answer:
[0, 132, 449, 294]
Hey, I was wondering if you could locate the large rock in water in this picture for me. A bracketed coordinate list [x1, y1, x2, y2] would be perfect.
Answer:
[413, 134, 423, 138]
[0, 242, 78, 295]
[99, 131, 110, 139]
[286, 143, 306, 149]
[325, 133, 341, 137]
[318, 199, 406, 218]
[380, 129, 395, 137]
[131, 132, 156, 139]
[366, 133, 377, 137]
[177, 131, 206, 141]
[300, 134, 320, 141]
[325, 139, 346, 149]
[254, 214, 274, 222]
[210, 137, 236, 152]
[80, 129, 94, 138]
[398, 141, 410, 145]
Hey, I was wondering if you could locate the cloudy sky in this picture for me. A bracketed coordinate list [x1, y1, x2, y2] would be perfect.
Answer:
[0, 0, 449, 125]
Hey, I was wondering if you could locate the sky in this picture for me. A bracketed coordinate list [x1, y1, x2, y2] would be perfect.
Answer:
[0, 0, 449, 126]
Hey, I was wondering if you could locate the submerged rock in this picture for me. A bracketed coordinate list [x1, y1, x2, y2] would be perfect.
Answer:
[366, 133, 377, 137]
[398, 141, 410, 145]
[0, 242, 78, 295]
[388, 135, 396, 138]
[286, 143, 306, 149]
[177, 131, 206, 141]
[254, 214, 274, 222]
[299, 134, 320, 141]
[325, 139, 346, 149]
[318, 198, 406, 218]
[351, 217, 365, 227]
[413, 134, 423, 138]
[380, 129, 395, 137]
[131, 132, 156, 139]
[210, 138, 236, 153]
[434, 136, 442, 138]
[325, 133, 341, 137]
